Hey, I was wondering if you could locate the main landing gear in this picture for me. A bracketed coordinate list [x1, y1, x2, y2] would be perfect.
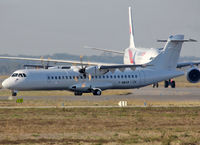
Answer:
[74, 92, 83, 96]
[152, 83, 159, 88]
[74, 89, 102, 96]
[164, 79, 176, 88]
[93, 89, 102, 96]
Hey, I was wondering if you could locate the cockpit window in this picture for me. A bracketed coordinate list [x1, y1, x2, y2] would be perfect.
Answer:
[11, 73, 18, 77]
[18, 74, 23, 77]
[11, 73, 27, 77]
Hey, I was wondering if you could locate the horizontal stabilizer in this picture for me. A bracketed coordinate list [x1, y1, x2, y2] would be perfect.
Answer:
[177, 61, 200, 68]
[157, 38, 197, 42]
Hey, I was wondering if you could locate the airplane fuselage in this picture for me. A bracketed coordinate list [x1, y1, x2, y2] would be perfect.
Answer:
[2, 67, 184, 94]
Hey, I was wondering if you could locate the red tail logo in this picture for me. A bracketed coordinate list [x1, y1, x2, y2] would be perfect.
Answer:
[128, 49, 134, 64]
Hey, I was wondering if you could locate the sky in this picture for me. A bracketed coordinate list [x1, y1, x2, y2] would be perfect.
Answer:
[0, 0, 200, 57]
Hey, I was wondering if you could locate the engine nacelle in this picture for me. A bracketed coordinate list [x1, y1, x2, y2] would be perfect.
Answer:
[85, 66, 108, 76]
[186, 67, 200, 83]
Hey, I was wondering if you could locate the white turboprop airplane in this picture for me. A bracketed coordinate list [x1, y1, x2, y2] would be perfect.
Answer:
[86, 7, 198, 88]
[1, 35, 199, 96]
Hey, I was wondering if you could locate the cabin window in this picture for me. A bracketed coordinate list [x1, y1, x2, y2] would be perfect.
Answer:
[51, 76, 54, 79]
[69, 76, 72, 79]
[95, 76, 97, 79]
[80, 76, 83, 79]
[114, 75, 116, 79]
[65, 76, 68, 79]
[58, 76, 61, 79]
[103, 76, 105, 79]
[55, 76, 57, 79]
[121, 75, 123, 78]
[125, 75, 127, 78]
[99, 76, 101, 79]
[135, 75, 137, 78]
[110, 75, 112, 79]
[117, 75, 120, 78]
[128, 75, 130, 78]
[132, 75, 134, 78]
[48, 76, 50, 80]
[92, 76, 94, 79]
[106, 75, 109, 78]
[62, 76, 65, 79]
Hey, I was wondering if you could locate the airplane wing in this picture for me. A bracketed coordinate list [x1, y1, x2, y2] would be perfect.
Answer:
[100, 64, 148, 70]
[0, 56, 150, 72]
[177, 61, 200, 68]
[97, 64, 150, 72]
[0, 56, 117, 66]
[85, 46, 124, 54]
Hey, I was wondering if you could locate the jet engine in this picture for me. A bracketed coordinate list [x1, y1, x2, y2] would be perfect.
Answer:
[186, 67, 200, 83]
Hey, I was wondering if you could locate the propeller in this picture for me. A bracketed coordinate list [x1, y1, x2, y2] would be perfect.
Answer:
[74, 56, 93, 85]
[40, 56, 45, 68]
[78, 55, 88, 78]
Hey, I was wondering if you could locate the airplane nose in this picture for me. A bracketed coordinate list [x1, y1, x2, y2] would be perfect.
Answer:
[2, 79, 9, 89]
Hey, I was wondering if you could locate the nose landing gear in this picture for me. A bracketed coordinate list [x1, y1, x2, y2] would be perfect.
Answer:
[11, 90, 18, 96]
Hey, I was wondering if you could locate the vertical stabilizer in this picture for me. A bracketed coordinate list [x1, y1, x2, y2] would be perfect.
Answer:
[148, 35, 184, 70]
[128, 6, 135, 48]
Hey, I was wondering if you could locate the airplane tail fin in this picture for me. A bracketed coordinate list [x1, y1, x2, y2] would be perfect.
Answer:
[148, 35, 185, 70]
[128, 6, 135, 48]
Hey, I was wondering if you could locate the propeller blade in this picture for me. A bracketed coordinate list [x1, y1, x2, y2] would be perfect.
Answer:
[88, 74, 92, 81]
[80, 55, 83, 69]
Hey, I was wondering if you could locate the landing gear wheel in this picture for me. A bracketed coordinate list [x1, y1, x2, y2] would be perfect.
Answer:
[12, 92, 17, 96]
[152, 83, 159, 88]
[156, 83, 159, 88]
[171, 81, 176, 88]
[12, 90, 17, 96]
[93, 89, 102, 96]
[74, 92, 82, 96]
[164, 81, 169, 88]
